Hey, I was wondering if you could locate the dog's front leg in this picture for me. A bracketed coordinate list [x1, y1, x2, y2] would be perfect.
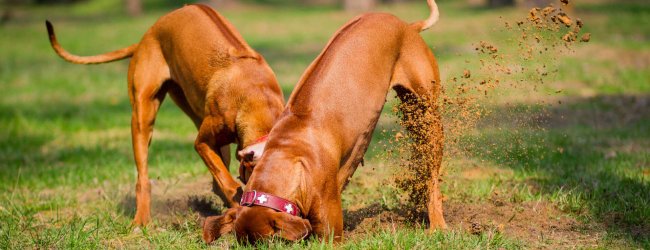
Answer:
[195, 120, 242, 208]
[310, 195, 344, 242]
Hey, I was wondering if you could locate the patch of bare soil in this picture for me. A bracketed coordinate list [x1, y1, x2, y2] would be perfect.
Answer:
[445, 201, 601, 248]
[344, 200, 602, 249]
[473, 94, 650, 151]
[138, 176, 223, 227]
[460, 166, 513, 180]
[572, 44, 650, 70]
[344, 203, 401, 235]
[151, 177, 220, 221]
[75, 175, 223, 228]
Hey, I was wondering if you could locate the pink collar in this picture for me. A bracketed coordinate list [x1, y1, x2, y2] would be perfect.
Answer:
[240, 190, 301, 217]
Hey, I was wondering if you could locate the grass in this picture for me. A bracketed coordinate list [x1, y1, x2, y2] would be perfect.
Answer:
[1, 0, 649, 248]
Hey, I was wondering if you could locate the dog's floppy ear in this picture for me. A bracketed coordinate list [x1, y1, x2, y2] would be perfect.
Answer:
[237, 140, 267, 183]
[272, 212, 312, 241]
[237, 140, 267, 163]
[203, 208, 238, 244]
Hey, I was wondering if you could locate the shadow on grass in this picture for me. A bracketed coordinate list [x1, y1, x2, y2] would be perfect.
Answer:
[117, 193, 222, 221]
[0, 97, 130, 128]
[343, 202, 431, 234]
[469, 94, 650, 246]
[187, 195, 222, 217]
[343, 203, 387, 232]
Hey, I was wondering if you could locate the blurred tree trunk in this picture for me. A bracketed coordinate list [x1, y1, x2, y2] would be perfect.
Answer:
[344, 0, 375, 12]
[466, 0, 483, 7]
[526, 0, 552, 7]
[303, 0, 337, 5]
[1, 9, 11, 26]
[209, 0, 235, 7]
[125, 0, 142, 16]
[488, 0, 514, 7]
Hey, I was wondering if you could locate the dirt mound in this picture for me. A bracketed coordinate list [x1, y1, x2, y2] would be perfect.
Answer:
[343, 200, 601, 248]
[445, 200, 600, 248]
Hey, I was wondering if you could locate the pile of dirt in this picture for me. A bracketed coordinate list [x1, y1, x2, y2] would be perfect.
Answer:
[344, 198, 606, 249]
[343, 200, 602, 248]
[445, 200, 600, 248]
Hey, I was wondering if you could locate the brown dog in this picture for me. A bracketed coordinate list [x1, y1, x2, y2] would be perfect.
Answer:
[46, 4, 284, 226]
[203, 0, 444, 243]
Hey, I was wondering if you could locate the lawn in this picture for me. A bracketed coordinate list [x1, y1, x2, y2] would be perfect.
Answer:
[0, 0, 648, 248]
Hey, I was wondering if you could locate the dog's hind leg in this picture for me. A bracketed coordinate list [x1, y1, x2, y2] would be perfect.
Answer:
[128, 43, 171, 226]
[391, 37, 447, 230]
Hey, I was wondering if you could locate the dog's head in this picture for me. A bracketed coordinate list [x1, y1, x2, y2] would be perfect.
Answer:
[203, 206, 311, 244]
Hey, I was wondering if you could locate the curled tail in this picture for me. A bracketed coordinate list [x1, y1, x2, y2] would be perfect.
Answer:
[46, 20, 138, 64]
[410, 0, 440, 32]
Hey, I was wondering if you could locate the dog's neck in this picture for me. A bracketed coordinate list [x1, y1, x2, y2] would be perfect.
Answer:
[232, 82, 283, 149]
[237, 123, 270, 149]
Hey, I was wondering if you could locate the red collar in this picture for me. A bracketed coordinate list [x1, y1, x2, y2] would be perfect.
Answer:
[253, 134, 268, 144]
[240, 190, 301, 217]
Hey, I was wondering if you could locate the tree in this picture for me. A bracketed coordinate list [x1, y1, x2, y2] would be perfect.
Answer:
[344, 0, 375, 12]
[209, 0, 236, 7]
[487, 0, 514, 7]
[125, 0, 142, 16]
[527, 0, 552, 7]
[303, 0, 337, 5]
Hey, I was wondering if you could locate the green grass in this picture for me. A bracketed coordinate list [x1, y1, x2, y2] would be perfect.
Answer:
[1, 0, 649, 248]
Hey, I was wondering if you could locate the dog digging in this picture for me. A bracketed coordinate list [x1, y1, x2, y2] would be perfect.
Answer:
[380, 0, 589, 227]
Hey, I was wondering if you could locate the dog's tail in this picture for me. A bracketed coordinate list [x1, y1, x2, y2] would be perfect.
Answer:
[411, 0, 440, 32]
[46, 20, 138, 64]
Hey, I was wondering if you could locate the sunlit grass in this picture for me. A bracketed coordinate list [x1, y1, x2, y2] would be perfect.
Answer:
[1, 0, 648, 248]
